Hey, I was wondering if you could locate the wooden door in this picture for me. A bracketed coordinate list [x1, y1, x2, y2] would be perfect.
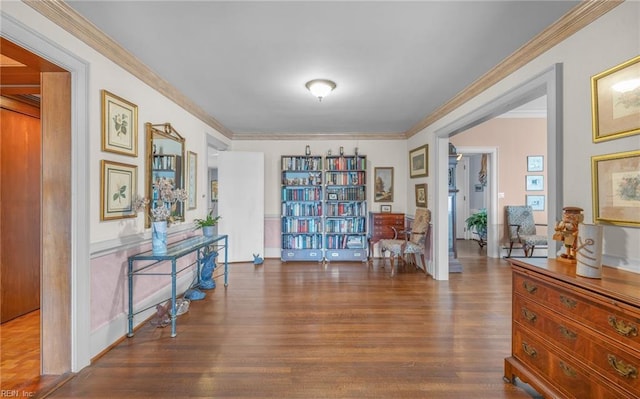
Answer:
[1, 102, 41, 323]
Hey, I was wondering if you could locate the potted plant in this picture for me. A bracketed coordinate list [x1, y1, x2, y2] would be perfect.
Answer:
[194, 210, 221, 237]
[465, 209, 487, 246]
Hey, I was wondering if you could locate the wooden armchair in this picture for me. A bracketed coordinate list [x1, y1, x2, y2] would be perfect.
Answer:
[379, 208, 431, 276]
[505, 205, 547, 257]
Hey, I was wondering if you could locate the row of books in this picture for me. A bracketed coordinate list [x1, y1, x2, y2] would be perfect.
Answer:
[326, 187, 366, 201]
[324, 218, 366, 233]
[325, 171, 365, 186]
[281, 156, 323, 171]
[282, 234, 323, 249]
[152, 154, 179, 171]
[282, 187, 322, 201]
[281, 218, 323, 233]
[325, 202, 367, 217]
[325, 156, 366, 171]
[325, 234, 366, 249]
[282, 203, 322, 217]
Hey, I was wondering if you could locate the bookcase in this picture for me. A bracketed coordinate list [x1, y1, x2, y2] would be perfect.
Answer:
[324, 155, 368, 262]
[280, 155, 324, 261]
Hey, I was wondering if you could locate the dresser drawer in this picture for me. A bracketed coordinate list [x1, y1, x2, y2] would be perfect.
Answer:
[514, 270, 640, 352]
[514, 327, 634, 399]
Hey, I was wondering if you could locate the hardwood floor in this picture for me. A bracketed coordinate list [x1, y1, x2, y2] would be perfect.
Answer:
[6, 241, 541, 398]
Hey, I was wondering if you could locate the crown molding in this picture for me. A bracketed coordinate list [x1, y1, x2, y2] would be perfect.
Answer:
[231, 131, 406, 141]
[404, 0, 623, 137]
[24, 0, 234, 139]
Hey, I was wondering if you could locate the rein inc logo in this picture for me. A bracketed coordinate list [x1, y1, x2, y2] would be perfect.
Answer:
[1, 390, 34, 397]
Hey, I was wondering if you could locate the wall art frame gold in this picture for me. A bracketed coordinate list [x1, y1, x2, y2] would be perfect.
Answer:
[101, 90, 138, 156]
[374, 167, 394, 202]
[409, 144, 428, 178]
[100, 160, 137, 221]
[592, 150, 640, 227]
[591, 55, 640, 143]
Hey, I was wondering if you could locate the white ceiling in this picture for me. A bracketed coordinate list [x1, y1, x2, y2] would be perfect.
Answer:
[66, 1, 574, 137]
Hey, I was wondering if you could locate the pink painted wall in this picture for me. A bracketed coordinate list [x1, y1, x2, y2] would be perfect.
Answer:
[451, 118, 547, 243]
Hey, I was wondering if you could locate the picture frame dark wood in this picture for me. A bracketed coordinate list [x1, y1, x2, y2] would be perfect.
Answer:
[409, 144, 428, 178]
[374, 167, 393, 202]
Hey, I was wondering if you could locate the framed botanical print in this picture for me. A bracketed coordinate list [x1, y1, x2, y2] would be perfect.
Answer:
[101, 90, 138, 156]
[100, 160, 137, 221]
[592, 150, 640, 227]
[591, 55, 640, 142]
[409, 144, 428, 178]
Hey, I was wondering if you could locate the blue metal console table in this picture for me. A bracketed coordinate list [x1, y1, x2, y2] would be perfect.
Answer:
[127, 235, 228, 338]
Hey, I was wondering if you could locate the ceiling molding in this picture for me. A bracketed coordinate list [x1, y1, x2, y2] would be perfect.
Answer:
[404, 0, 623, 138]
[231, 131, 407, 141]
[24, 0, 235, 139]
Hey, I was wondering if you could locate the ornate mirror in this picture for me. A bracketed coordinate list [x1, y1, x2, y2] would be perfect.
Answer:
[145, 122, 185, 228]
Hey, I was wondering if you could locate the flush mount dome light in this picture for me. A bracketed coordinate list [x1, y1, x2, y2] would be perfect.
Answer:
[305, 79, 336, 101]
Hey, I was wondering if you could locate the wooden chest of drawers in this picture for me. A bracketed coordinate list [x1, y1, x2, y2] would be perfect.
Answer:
[505, 258, 640, 398]
[367, 212, 404, 258]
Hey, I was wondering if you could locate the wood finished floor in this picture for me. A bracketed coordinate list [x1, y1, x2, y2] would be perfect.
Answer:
[4, 241, 540, 398]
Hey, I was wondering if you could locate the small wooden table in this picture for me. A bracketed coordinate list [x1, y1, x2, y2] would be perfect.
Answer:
[127, 235, 228, 337]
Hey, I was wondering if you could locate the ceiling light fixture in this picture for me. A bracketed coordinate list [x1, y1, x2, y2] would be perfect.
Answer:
[305, 79, 336, 101]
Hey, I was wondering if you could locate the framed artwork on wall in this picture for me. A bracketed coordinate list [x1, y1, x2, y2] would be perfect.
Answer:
[527, 155, 544, 172]
[591, 55, 640, 142]
[526, 175, 544, 191]
[374, 167, 393, 202]
[187, 151, 197, 209]
[101, 90, 138, 156]
[592, 150, 640, 227]
[380, 204, 392, 213]
[409, 144, 428, 178]
[211, 180, 218, 202]
[100, 160, 137, 221]
[415, 183, 427, 208]
[526, 195, 545, 211]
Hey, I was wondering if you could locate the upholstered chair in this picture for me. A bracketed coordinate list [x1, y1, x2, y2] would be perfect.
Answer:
[505, 205, 547, 257]
[379, 208, 431, 276]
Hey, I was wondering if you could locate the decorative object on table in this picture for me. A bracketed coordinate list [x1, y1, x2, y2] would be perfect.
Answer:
[253, 254, 264, 265]
[409, 144, 428, 178]
[101, 90, 138, 156]
[186, 151, 197, 209]
[525, 175, 544, 191]
[591, 54, 640, 143]
[199, 250, 218, 289]
[415, 183, 427, 208]
[193, 209, 222, 237]
[465, 208, 487, 248]
[575, 223, 604, 279]
[100, 160, 138, 221]
[151, 220, 168, 254]
[374, 167, 394, 202]
[527, 155, 544, 172]
[591, 150, 640, 227]
[552, 206, 584, 264]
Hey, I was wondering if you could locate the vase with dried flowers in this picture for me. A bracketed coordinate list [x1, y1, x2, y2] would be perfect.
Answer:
[134, 177, 188, 254]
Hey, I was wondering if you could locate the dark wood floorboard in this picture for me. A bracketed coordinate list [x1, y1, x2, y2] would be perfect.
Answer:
[12, 240, 541, 398]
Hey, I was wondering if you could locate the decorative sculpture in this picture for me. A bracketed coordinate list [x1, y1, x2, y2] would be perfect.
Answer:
[552, 207, 584, 263]
[199, 250, 218, 289]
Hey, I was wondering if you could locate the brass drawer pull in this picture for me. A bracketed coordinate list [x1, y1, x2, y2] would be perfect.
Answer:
[521, 308, 537, 323]
[559, 361, 577, 377]
[607, 354, 638, 379]
[559, 325, 577, 340]
[608, 316, 638, 338]
[523, 280, 538, 294]
[522, 342, 537, 358]
[559, 295, 577, 309]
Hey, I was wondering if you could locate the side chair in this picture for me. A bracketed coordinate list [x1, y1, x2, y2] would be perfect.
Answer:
[379, 208, 431, 276]
[505, 205, 547, 258]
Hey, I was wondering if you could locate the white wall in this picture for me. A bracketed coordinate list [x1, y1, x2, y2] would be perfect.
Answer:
[413, 2, 640, 273]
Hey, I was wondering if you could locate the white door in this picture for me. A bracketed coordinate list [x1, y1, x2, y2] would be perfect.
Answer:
[218, 151, 264, 262]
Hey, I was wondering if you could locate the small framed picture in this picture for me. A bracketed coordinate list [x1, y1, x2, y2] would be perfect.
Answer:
[374, 167, 394, 202]
[526, 175, 544, 191]
[380, 204, 392, 213]
[592, 150, 640, 226]
[211, 180, 218, 202]
[409, 144, 428, 178]
[526, 195, 545, 211]
[328, 193, 338, 201]
[100, 160, 137, 221]
[101, 90, 138, 156]
[415, 183, 427, 208]
[527, 155, 544, 172]
[474, 184, 483, 192]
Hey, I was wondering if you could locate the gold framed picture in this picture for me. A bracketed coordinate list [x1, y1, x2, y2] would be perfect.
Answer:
[592, 150, 640, 227]
[101, 90, 138, 156]
[100, 160, 137, 221]
[374, 167, 393, 202]
[415, 183, 427, 208]
[409, 144, 428, 178]
[591, 55, 640, 142]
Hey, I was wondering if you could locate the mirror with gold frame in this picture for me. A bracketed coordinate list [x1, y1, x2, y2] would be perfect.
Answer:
[145, 122, 185, 228]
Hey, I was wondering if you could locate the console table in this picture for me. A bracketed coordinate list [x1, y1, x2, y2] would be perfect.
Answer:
[127, 234, 228, 338]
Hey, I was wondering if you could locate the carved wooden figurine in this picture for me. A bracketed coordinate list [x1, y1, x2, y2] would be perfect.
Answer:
[552, 206, 584, 263]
